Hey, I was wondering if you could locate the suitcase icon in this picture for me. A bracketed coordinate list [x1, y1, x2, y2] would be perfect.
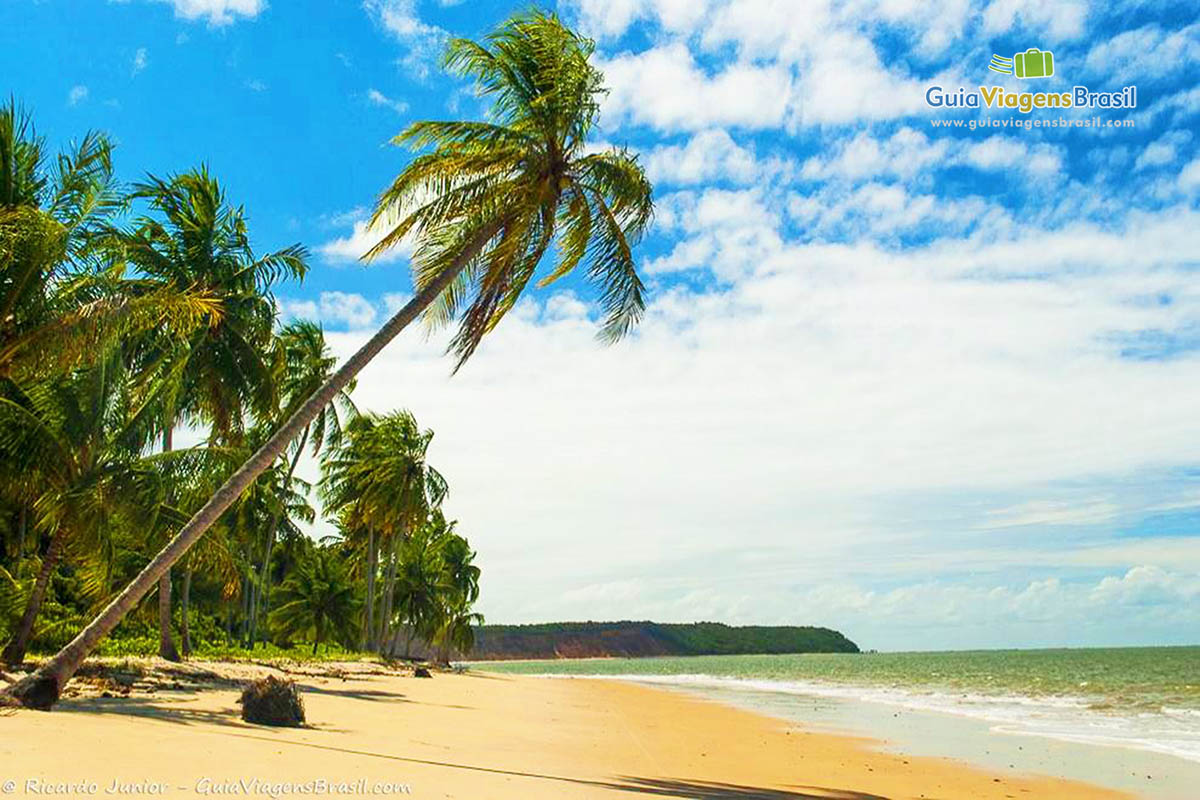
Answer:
[1014, 48, 1054, 79]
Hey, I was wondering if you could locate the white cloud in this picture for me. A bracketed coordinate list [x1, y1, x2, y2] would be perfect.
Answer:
[981, 0, 1086, 39]
[1180, 158, 1200, 193]
[1084, 23, 1200, 84]
[283, 292, 377, 329]
[305, 202, 1200, 643]
[582, 0, 964, 129]
[784, 31, 932, 126]
[153, 0, 266, 26]
[132, 47, 148, 76]
[317, 211, 414, 265]
[799, 127, 1064, 185]
[67, 85, 88, 106]
[599, 44, 794, 131]
[366, 88, 408, 115]
[801, 127, 950, 182]
[962, 136, 1063, 177]
[1134, 130, 1193, 171]
[643, 129, 790, 185]
[975, 499, 1122, 529]
[244, 79, 267, 92]
[566, 0, 714, 38]
[363, 0, 448, 80]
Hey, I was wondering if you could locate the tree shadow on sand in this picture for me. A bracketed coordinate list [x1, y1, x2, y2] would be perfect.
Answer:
[603, 777, 892, 800]
[298, 684, 411, 703]
[58, 696, 248, 729]
[57, 695, 351, 733]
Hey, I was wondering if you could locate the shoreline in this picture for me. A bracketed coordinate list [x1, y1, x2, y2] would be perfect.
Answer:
[0, 658, 1129, 799]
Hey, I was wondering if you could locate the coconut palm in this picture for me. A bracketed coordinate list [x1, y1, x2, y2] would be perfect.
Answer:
[268, 549, 361, 655]
[422, 515, 481, 662]
[320, 411, 445, 652]
[0, 101, 217, 382]
[247, 320, 356, 647]
[389, 523, 448, 658]
[0, 355, 165, 664]
[433, 608, 485, 663]
[7, 10, 652, 708]
[117, 167, 307, 659]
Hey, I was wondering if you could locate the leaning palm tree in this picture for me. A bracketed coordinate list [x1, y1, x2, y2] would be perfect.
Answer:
[247, 320, 356, 647]
[5, 9, 652, 708]
[118, 168, 307, 659]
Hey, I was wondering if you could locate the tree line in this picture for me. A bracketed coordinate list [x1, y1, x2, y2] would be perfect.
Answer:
[0, 102, 481, 665]
[2, 9, 653, 709]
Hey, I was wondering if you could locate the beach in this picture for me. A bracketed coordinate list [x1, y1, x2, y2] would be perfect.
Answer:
[0, 660, 1128, 799]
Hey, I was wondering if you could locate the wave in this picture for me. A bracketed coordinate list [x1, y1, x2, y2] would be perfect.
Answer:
[528, 672, 1200, 764]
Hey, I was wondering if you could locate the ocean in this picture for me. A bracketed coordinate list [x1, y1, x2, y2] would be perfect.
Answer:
[480, 647, 1200, 799]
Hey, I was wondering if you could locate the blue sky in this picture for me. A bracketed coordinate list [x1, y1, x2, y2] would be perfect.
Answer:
[4, 0, 1200, 650]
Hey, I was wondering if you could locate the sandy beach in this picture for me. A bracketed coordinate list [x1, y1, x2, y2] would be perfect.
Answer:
[0, 660, 1128, 799]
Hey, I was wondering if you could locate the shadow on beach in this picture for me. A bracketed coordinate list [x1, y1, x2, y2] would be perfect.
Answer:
[604, 777, 891, 799]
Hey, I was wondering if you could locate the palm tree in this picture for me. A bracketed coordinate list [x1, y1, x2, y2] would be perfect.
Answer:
[6, 10, 652, 708]
[406, 515, 481, 662]
[390, 523, 448, 659]
[320, 411, 445, 652]
[268, 549, 361, 655]
[247, 320, 355, 647]
[433, 608, 485, 664]
[0, 101, 217, 382]
[118, 168, 307, 660]
[0, 355, 165, 664]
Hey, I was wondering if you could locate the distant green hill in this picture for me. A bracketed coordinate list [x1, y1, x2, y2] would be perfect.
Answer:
[465, 621, 859, 660]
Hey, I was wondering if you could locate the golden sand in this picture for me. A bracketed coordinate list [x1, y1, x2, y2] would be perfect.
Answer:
[0, 660, 1128, 799]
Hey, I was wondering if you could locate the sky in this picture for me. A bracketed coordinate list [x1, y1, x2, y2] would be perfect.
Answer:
[3, 0, 1200, 651]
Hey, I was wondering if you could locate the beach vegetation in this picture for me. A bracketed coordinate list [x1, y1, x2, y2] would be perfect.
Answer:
[2, 7, 649, 708]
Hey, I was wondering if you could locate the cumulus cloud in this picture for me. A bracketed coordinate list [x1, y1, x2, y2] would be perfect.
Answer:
[366, 88, 408, 115]
[1135, 130, 1193, 171]
[599, 43, 793, 131]
[295, 0, 1199, 644]
[980, 0, 1086, 39]
[364, 0, 448, 80]
[67, 85, 89, 106]
[1084, 23, 1200, 84]
[317, 209, 414, 265]
[153, 0, 266, 26]
[643, 129, 793, 185]
[282, 292, 377, 329]
[132, 47, 148, 76]
[302, 200, 1200, 643]
[1180, 158, 1200, 193]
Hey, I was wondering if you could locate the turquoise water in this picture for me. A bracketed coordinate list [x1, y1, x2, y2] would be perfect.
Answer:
[480, 647, 1200, 764]
[482, 647, 1200, 713]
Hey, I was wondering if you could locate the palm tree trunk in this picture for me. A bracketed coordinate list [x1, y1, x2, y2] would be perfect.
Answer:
[240, 574, 251, 641]
[180, 568, 192, 658]
[4, 234, 492, 708]
[2, 527, 65, 666]
[379, 536, 398, 654]
[158, 427, 180, 661]
[364, 526, 377, 650]
[245, 577, 257, 648]
[13, 506, 27, 578]
[157, 573, 180, 662]
[249, 427, 309, 646]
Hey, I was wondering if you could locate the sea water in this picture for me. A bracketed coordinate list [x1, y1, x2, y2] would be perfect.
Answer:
[480, 647, 1200, 799]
